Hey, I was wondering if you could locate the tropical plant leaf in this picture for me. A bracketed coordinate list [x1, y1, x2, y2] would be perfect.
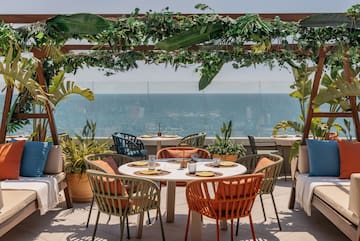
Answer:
[313, 78, 360, 106]
[300, 13, 360, 29]
[46, 13, 112, 36]
[155, 23, 224, 51]
[198, 60, 224, 90]
[49, 70, 94, 105]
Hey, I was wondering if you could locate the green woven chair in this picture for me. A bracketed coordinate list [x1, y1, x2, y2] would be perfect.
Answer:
[236, 153, 283, 232]
[86, 170, 165, 241]
[84, 153, 152, 238]
[177, 132, 206, 148]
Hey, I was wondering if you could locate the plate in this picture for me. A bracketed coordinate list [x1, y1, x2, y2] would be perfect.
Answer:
[132, 161, 148, 166]
[139, 169, 161, 175]
[196, 171, 215, 177]
[140, 135, 154, 138]
[220, 161, 236, 167]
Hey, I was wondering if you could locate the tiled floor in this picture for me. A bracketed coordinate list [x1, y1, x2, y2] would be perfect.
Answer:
[0, 178, 349, 241]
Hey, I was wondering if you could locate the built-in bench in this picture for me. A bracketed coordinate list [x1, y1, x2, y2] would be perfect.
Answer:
[289, 141, 360, 241]
[0, 142, 72, 237]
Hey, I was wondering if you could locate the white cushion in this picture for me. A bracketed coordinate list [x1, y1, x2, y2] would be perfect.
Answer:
[44, 145, 64, 174]
[298, 145, 309, 173]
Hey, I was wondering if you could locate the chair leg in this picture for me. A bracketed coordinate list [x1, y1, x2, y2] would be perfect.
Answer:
[158, 207, 166, 241]
[259, 194, 267, 221]
[120, 215, 127, 241]
[249, 214, 257, 241]
[126, 216, 130, 239]
[184, 209, 191, 241]
[216, 219, 220, 241]
[147, 210, 151, 224]
[235, 218, 239, 236]
[230, 219, 234, 241]
[92, 211, 101, 241]
[106, 214, 111, 224]
[86, 197, 94, 228]
[271, 192, 282, 231]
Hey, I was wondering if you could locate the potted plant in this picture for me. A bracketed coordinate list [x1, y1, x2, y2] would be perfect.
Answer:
[207, 120, 246, 161]
[61, 120, 111, 202]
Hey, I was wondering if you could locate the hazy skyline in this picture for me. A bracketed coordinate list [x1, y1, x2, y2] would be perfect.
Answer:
[1, 0, 358, 93]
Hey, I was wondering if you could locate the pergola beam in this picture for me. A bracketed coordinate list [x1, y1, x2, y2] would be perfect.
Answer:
[0, 13, 314, 23]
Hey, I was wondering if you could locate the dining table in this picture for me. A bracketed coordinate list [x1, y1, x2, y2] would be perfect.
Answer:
[137, 134, 182, 152]
[118, 158, 247, 241]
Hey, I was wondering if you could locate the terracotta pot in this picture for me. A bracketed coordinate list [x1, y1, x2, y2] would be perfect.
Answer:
[67, 173, 93, 203]
[212, 154, 238, 162]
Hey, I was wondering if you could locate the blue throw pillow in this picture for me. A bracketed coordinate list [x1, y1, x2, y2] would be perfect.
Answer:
[20, 142, 52, 177]
[306, 139, 340, 176]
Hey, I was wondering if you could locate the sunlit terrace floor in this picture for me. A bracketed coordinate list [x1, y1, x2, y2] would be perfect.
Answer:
[0, 178, 349, 241]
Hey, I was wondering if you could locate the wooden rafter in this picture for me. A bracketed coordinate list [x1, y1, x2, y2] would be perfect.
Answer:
[0, 13, 314, 24]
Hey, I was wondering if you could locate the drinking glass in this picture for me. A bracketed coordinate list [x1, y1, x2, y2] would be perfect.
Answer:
[148, 155, 156, 170]
[188, 163, 197, 174]
[213, 158, 221, 167]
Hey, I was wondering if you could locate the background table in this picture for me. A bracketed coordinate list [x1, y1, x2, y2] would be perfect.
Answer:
[138, 135, 182, 152]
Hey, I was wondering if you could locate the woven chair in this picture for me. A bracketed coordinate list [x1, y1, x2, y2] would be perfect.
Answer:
[112, 132, 147, 159]
[247, 135, 258, 154]
[156, 146, 211, 159]
[185, 174, 264, 241]
[84, 153, 138, 231]
[236, 153, 284, 232]
[86, 170, 165, 241]
[177, 132, 206, 148]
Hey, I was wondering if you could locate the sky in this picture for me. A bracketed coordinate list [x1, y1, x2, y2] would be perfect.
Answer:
[1, 0, 358, 94]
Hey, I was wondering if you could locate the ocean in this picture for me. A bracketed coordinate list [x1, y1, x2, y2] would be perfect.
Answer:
[1, 93, 301, 138]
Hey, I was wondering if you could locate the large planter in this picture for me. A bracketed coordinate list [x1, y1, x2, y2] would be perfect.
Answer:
[212, 154, 238, 162]
[67, 173, 93, 203]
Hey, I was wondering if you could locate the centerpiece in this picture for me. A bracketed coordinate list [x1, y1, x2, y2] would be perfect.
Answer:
[207, 120, 246, 162]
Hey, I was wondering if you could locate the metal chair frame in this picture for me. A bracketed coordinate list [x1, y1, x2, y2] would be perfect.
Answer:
[112, 132, 147, 158]
[236, 153, 284, 232]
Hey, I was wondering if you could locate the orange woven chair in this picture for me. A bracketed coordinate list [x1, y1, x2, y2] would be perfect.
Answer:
[156, 146, 211, 159]
[185, 173, 264, 241]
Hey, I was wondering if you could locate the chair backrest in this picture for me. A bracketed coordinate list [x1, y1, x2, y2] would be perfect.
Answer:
[156, 146, 211, 159]
[177, 132, 206, 148]
[86, 169, 160, 216]
[84, 153, 135, 173]
[112, 132, 146, 157]
[186, 173, 264, 220]
[237, 153, 283, 194]
[247, 135, 257, 154]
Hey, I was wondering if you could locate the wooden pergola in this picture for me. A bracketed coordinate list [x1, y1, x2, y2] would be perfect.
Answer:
[0, 12, 358, 145]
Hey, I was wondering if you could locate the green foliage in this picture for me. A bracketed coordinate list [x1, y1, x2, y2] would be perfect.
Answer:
[62, 120, 111, 174]
[207, 120, 246, 156]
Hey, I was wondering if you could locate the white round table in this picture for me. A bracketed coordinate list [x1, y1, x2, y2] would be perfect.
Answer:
[118, 159, 247, 241]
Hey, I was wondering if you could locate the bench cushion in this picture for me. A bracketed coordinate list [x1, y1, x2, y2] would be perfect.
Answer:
[0, 190, 36, 224]
[314, 185, 359, 226]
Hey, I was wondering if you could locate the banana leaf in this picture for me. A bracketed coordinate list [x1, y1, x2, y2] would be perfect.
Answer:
[300, 13, 360, 29]
[46, 13, 112, 36]
[198, 60, 224, 90]
[313, 79, 360, 107]
[155, 23, 224, 51]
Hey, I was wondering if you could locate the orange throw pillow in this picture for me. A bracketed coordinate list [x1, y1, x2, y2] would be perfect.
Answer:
[337, 140, 360, 179]
[255, 157, 274, 172]
[93, 157, 120, 175]
[0, 140, 26, 180]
